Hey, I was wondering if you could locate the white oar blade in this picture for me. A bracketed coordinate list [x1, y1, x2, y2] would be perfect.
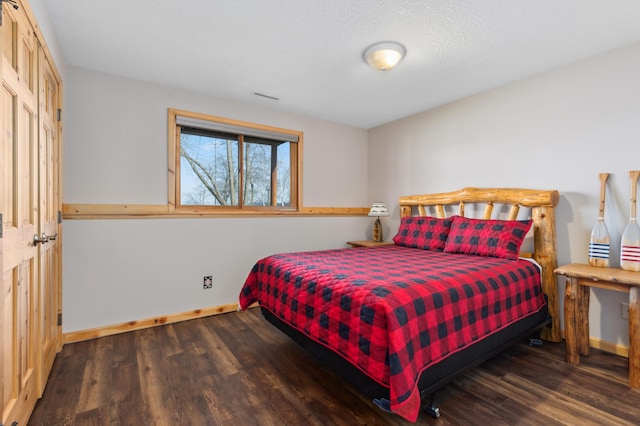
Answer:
[589, 221, 610, 267]
[621, 221, 640, 271]
[622, 171, 640, 271]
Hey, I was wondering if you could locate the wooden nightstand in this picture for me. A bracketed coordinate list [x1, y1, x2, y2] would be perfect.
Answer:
[346, 240, 394, 248]
[554, 263, 640, 388]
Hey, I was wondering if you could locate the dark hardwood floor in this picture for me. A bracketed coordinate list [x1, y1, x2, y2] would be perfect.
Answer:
[30, 308, 640, 425]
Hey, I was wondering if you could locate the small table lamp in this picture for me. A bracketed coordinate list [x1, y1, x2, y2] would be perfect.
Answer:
[368, 202, 390, 242]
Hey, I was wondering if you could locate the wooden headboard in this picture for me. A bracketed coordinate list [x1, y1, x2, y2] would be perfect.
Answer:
[398, 187, 561, 342]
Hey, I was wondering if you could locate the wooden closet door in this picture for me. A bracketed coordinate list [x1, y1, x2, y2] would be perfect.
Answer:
[36, 46, 61, 395]
[1, 3, 40, 424]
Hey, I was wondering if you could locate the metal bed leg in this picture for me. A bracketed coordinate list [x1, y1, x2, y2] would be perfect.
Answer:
[374, 395, 441, 418]
[372, 397, 392, 413]
[422, 393, 441, 418]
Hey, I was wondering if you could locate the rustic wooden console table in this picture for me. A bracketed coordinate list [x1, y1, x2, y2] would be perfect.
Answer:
[554, 263, 640, 388]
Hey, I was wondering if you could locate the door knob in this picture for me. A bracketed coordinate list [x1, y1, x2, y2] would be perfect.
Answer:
[33, 233, 49, 245]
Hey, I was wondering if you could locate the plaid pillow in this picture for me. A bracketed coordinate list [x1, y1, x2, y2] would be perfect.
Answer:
[443, 216, 532, 260]
[392, 216, 454, 251]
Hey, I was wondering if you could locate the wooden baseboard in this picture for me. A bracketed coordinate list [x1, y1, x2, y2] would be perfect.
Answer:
[63, 303, 239, 343]
[589, 336, 629, 358]
[560, 329, 629, 358]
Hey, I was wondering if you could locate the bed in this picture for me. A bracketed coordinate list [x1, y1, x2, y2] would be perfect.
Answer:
[239, 187, 560, 422]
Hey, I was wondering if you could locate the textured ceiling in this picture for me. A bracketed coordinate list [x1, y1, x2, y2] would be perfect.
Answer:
[42, 0, 640, 129]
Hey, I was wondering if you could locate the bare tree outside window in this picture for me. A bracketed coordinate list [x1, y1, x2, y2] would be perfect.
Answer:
[179, 128, 292, 208]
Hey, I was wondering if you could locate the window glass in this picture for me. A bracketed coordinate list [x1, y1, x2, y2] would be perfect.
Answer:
[170, 109, 301, 211]
[180, 128, 239, 206]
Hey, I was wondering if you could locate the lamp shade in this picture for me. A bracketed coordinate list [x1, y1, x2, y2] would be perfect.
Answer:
[364, 42, 406, 71]
[368, 202, 390, 217]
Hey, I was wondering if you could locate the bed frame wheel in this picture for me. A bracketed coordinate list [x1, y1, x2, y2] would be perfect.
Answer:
[422, 393, 441, 418]
[424, 403, 440, 418]
[375, 396, 441, 418]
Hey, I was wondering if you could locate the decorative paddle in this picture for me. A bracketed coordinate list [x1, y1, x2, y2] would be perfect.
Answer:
[621, 170, 640, 271]
[589, 173, 610, 267]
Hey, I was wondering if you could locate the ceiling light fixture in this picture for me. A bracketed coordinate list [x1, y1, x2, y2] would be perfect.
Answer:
[363, 42, 406, 71]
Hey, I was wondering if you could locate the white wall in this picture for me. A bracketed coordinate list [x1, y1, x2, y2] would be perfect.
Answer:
[29, 0, 66, 77]
[62, 67, 370, 332]
[368, 42, 640, 348]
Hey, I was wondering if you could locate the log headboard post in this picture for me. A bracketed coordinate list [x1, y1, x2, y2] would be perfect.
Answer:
[531, 205, 559, 341]
[398, 187, 561, 342]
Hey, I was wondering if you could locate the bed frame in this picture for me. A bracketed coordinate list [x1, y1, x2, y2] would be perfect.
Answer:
[261, 187, 560, 418]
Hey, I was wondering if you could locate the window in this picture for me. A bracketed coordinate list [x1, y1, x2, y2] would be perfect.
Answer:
[169, 109, 302, 212]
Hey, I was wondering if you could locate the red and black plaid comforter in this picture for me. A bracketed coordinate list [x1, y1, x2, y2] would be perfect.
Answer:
[239, 245, 546, 422]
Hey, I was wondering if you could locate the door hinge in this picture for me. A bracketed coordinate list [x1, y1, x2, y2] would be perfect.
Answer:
[58, 210, 62, 224]
[57, 108, 62, 122]
[57, 312, 62, 326]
